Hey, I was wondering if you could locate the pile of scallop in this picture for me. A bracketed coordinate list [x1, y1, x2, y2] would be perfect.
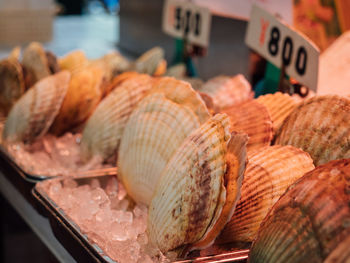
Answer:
[2, 43, 350, 262]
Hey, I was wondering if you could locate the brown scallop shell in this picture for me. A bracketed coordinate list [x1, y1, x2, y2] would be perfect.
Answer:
[256, 92, 298, 131]
[217, 145, 315, 244]
[222, 100, 274, 153]
[249, 158, 350, 263]
[274, 95, 350, 166]
[0, 58, 25, 115]
[22, 42, 51, 87]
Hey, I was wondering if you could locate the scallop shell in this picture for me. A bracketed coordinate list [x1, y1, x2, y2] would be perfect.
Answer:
[9, 46, 21, 60]
[80, 74, 153, 161]
[165, 63, 186, 78]
[58, 50, 89, 74]
[92, 52, 130, 79]
[256, 92, 298, 131]
[153, 59, 167, 76]
[45, 51, 60, 74]
[118, 93, 203, 205]
[150, 77, 210, 123]
[222, 100, 274, 152]
[217, 145, 315, 244]
[0, 58, 25, 114]
[199, 75, 253, 110]
[249, 158, 350, 263]
[22, 42, 51, 87]
[180, 77, 204, 90]
[131, 47, 164, 75]
[198, 92, 215, 115]
[3, 71, 70, 143]
[104, 71, 140, 96]
[148, 114, 248, 254]
[274, 95, 350, 166]
[50, 65, 105, 135]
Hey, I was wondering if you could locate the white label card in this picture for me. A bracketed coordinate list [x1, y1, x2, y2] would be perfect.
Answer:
[245, 4, 320, 91]
[162, 0, 212, 47]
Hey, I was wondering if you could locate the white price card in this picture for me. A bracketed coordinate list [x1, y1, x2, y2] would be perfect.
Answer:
[162, 0, 211, 47]
[245, 4, 320, 91]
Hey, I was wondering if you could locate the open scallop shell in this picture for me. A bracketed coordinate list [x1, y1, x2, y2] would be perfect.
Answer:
[80, 74, 154, 161]
[256, 92, 298, 131]
[0, 58, 25, 115]
[217, 145, 315, 244]
[22, 42, 51, 87]
[3, 71, 70, 143]
[118, 93, 203, 205]
[222, 100, 273, 153]
[148, 114, 248, 255]
[150, 77, 210, 123]
[131, 46, 164, 75]
[249, 158, 350, 263]
[274, 95, 350, 166]
[199, 75, 253, 111]
[50, 65, 105, 135]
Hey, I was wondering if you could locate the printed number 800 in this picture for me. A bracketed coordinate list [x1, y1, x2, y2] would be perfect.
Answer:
[268, 26, 307, 76]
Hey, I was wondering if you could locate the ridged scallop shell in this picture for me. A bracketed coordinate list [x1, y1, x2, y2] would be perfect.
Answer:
[0, 58, 25, 114]
[148, 114, 248, 254]
[3, 71, 70, 143]
[217, 145, 315, 244]
[180, 77, 204, 90]
[22, 42, 51, 87]
[249, 158, 350, 263]
[275, 95, 350, 166]
[80, 74, 153, 161]
[91, 52, 130, 81]
[58, 50, 89, 74]
[165, 63, 186, 78]
[118, 93, 203, 205]
[131, 47, 164, 75]
[150, 77, 210, 123]
[104, 71, 140, 96]
[222, 100, 274, 152]
[199, 75, 253, 110]
[256, 92, 298, 131]
[50, 65, 105, 135]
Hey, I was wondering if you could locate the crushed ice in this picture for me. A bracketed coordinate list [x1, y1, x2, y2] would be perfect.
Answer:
[5, 133, 111, 176]
[42, 176, 175, 263]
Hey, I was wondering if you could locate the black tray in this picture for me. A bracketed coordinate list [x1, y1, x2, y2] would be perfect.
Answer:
[33, 173, 249, 263]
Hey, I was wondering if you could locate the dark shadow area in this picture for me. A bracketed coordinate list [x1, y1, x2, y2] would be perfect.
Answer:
[0, 194, 58, 263]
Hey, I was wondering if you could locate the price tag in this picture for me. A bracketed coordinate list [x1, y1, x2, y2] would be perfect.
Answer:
[162, 0, 212, 47]
[245, 4, 320, 91]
